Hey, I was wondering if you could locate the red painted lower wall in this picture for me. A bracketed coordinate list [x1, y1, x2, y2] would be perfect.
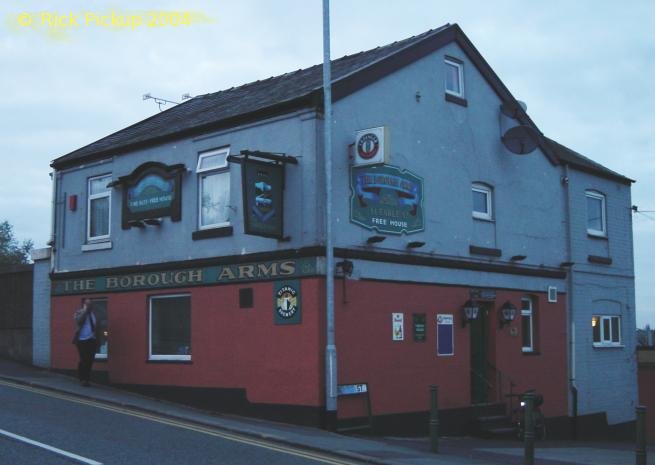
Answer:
[51, 277, 568, 421]
[334, 280, 568, 420]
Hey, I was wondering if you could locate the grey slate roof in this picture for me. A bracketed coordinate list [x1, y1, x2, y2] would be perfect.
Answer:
[51, 24, 632, 185]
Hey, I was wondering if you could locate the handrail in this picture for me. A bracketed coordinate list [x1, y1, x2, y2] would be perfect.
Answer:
[470, 368, 493, 389]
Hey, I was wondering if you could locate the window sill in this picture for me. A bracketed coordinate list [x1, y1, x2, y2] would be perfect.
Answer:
[94, 356, 108, 363]
[81, 241, 112, 252]
[192, 226, 233, 240]
[588, 255, 612, 265]
[146, 359, 193, 364]
[592, 343, 624, 349]
[445, 93, 468, 107]
[472, 215, 494, 223]
[469, 245, 502, 257]
[587, 232, 608, 241]
[522, 350, 540, 356]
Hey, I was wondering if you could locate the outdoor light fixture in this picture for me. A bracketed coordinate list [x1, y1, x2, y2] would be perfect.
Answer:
[144, 218, 162, 226]
[127, 220, 145, 229]
[336, 260, 354, 276]
[499, 301, 517, 328]
[366, 235, 386, 244]
[407, 241, 426, 249]
[510, 255, 526, 261]
[461, 300, 480, 327]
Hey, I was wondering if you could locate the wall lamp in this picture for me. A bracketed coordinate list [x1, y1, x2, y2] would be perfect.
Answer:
[461, 300, 480, 327]
[407, 241, 426, 249]
[366, 235, 386, 244]
[510, 255, 526, 261]
[499, 301, 517, 328]
[336, 260, 354, 276]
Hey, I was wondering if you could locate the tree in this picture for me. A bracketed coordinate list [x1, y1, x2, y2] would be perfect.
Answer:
[0, 220, 33, 265]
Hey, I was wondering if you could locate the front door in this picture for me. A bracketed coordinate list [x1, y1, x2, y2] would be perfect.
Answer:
[470, 304, 489, 404]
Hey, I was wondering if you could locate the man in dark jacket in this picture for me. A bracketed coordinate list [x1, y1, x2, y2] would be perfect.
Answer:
[73, 298, 97, 386]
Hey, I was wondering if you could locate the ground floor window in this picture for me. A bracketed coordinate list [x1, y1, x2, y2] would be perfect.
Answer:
[521, 297, 534, 352]
[592, 315, 621, 347]
[91, 299, 108, 359]
[149, 294, 191, 361]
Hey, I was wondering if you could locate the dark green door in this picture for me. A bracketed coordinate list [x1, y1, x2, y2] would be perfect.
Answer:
[470, 306, 489, 404]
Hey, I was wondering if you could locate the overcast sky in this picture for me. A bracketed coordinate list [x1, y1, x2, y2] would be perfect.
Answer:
[1, 1, 653, 325]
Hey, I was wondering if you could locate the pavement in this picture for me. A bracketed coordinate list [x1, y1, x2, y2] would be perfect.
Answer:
[0, 358, 652, 465]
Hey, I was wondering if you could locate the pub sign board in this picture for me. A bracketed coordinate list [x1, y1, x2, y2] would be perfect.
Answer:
[117, 162, 183, 229]
[274, 280, 301, 325]
[242, 159, 284, 238]
[350, 164, 424, 235]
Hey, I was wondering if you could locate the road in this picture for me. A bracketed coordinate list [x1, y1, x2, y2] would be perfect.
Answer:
[0, 380, 362, 465]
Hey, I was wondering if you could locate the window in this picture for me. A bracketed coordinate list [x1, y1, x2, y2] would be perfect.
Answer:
[521, 297, 534, 352]
[149, 294, 191, 361]
[445, 58, 464, 97]
[592, 315, 621, 347]
[90, 299, 108, 359]
[87, 174, 111, 241]
[585, 190, 606, 237]
[472, 183, 492, 220]
[197, 148, 230, 229]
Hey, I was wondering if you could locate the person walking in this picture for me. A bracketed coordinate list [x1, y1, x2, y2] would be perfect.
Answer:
[73, 298, 97, 387]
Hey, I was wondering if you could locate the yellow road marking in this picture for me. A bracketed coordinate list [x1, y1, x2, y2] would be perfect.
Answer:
[0, 379, 362, 465]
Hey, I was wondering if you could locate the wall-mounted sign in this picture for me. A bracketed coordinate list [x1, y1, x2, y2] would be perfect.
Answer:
[392, 312, 404, 341]
[354, 126, 389, 166]
[437, 314, 454, 356]
[52, 257, 317, 295]
[469, 289, 496, 301]
[112, 162, 184, 229]
[413, 313, 426, 342]
[242, 159, 284, 238]
[274, 280, 301, 325]
[350, 164, 424, 235]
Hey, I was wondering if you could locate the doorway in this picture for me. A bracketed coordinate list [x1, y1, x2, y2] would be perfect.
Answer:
[470, 303, 490, 404]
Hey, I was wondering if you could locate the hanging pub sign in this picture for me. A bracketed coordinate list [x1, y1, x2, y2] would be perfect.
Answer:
[350, 164, 424, 235]
[242, 159, 284, 238]
[109, 162, 184, 229]
[274, 280, 301, 325]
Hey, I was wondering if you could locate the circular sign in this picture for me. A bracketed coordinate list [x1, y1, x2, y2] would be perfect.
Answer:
[276, 285, 298, 319]
[357, 133, 380, 160]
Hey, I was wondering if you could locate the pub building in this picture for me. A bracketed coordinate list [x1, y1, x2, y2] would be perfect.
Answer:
[32, 24, 637, 437]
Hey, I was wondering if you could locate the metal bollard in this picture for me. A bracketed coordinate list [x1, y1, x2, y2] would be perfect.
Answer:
[429, 385, 439, 453]
[523, 392, 535, 465]
[636, 406, 647, 465]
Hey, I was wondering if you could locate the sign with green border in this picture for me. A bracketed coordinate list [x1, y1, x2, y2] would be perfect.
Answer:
[350, 164, 424, 234]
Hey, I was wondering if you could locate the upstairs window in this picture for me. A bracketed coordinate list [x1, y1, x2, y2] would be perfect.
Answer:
[197, 148, 230, 229]
[87, 174, 111, 241]
[472, 183, 493, 220]
[592, 315, 621, 347]
[445, 58, 464, 97]
[585, 190, 606, 237]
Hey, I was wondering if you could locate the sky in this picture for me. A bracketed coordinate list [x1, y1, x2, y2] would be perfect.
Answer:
[1, 1, 653, 325]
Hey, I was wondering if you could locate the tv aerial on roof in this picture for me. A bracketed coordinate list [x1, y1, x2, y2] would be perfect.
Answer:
[143, 92, 193, 112]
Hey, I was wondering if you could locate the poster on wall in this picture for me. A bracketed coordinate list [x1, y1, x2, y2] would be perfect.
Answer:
[413, 313, 426, 342]
[242, 159, 284, 238]
[437, 314, 454, 356]
[274, 280, 301, 325]
[392, 312, 404, 341]
[350, 164, 424, 235]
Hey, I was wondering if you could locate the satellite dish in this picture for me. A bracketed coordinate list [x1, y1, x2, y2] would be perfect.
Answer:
[502, 125, 539, 155]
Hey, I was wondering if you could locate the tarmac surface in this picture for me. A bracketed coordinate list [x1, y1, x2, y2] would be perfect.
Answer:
[0, 358, 652, 465]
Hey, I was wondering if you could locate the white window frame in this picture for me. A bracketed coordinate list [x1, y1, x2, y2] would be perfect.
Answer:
[148, 294, 191, 361]
[90, 298, 108, 360]
[197, 147, 231, 230]
[87, 174, 112, 242]
[472, 183, 493, 220]
[592, 315, 622, 347]
[585, 190, 606, 237]
[445, 58, 464, 98]
[521, 297, 534, 353]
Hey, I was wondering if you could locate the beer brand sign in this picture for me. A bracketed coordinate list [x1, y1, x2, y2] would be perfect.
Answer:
[52, 257, 317, 296]
[350, 164, 424, 234]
